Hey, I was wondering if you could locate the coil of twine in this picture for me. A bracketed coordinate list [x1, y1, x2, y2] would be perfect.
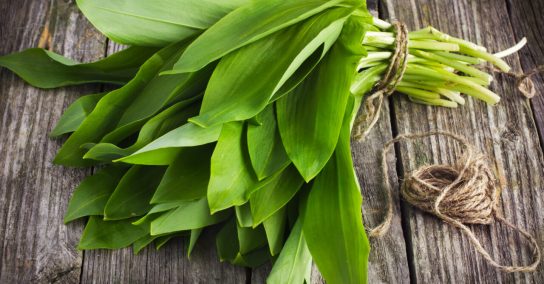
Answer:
[354, 23, 541, 273]
[369, 131, 541, 273]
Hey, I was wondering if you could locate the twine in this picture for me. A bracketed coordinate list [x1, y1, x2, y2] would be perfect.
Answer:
[353, 22, 409, 141]
[368, 131, 541, 273]
[497, 65, 544, 99]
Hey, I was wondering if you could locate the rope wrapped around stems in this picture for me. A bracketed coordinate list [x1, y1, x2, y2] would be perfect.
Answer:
[353, 22, 409, 141]
[368, 131, 541, 273]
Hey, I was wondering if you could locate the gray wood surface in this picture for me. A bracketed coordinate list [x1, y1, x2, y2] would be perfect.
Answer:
[0, 0, 542, 283]
[382, 0, 544, 283]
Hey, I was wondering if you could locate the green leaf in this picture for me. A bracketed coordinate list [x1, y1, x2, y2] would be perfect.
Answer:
[216, 218, 270, 268]
[83, 97, 201, 162]
[104, 166, 166, 220]
[150, 145, 213, 204]
[235, 203, 254, 228]
[118, 122, 222, 165]
[133, 234, 158, 254]
[247, 105, 290, 181]
[262, 207, 287, 256]
[50, 92, 106, 137]
[207, 122, 258, 213]
[237, 224, 267, 255]
[170, 0, 352, 73]
[187, 8, 351, 127]
[53, 41, 187, 166]
[98, 66, 212, 146]
[150, 198, 230, 235]
[277, 18, 364, 181]
[76, 0, 248, 46]
[64, 166, 127, 223]
[0, 47, 157, 88]
[250, 165, 304, 226]
[187, 228, 203, 257]
[302, 95, 370, 284]
[267, 219, 312, 284]
[79, 216, 148, 249]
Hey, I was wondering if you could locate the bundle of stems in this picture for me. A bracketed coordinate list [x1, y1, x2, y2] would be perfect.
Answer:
[352, 18, 527, 107]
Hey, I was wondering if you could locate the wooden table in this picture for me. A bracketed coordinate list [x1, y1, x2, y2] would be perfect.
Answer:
[1, 0, 542, 283]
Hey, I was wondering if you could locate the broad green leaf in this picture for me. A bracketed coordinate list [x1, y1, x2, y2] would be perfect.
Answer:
[133, 234, 158, 254]
[51, 92, 106, 137]
[277, 18, 365, 181]
[118, 122, 222, 165]
[54, 41, 187, 166]
[64, 166, 127, 223]
[188, 8, 351, 127]
[188, 228, 203, 257]
[216, 218, 270, 268]
[83, 98, 201, 162]
[0, 47, 157, 88]
[250, 165, 304, 226]
[237, 224, 267, 255]
[267, 219, 311, 284]
[262, 207, 287, 256]
[150, 198, 230, 235]
[247, 105, 289, 180]
[82, 48, 211, 159]
[208, 122, 258, 213]
[78, 216, 148, 249]
[235, 203, 254, 228]
[76, 0, 248, 46]
[98, 66, 212, 146]
[302, 95, 370, 284]
[132, 200, 190, 226]
[170, 0, 355, 73]
[150, 145, 213, 204]
[104, 166, 166, 220]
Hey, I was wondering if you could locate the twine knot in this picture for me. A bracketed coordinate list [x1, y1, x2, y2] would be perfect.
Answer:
[353, 22, 409, 141]
[368, 131, 541, 273]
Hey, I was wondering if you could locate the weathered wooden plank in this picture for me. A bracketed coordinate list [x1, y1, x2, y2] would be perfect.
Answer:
[81, 230, 247, 283]
[0, 0, 106, 282]
[382, 0, 544, 282]
[506, 0, 544, 149]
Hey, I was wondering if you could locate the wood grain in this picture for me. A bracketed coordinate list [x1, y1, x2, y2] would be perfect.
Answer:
[382, 0, 544, 282]
[0, 0, 105, 282]
[506, 0, 544, 149]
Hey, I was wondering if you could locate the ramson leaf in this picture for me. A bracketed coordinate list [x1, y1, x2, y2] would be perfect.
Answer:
[83, 98, 201, 162]
[150, 145, 213, 204]
[76, 0, 249, 46]
[64, 166, 127, 223]
[187, 7, 351, 127]
[0, 47, 157, 88]
[169, 0, 354, 73]
[51, 92, 106, 137]
[150, 198, 229, 235]
[104, 166, 166, 220]
[79, 216, 148, 249]
[302, 94, 370, 284]
[54, 41, 187, 167]
[117, 122, 222, 165]
[277, 17, 364, 181]
[247, 105, 290, 180]
[267, 219, 312, 284]
[207, 122, 258, 213]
